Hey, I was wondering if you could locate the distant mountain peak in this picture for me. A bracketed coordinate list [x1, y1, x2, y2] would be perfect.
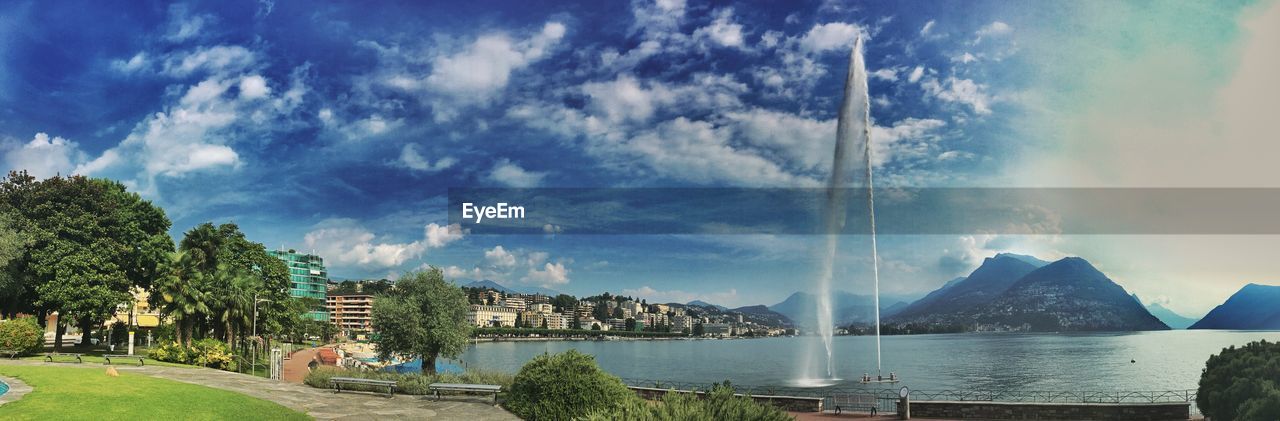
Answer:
[1190, 283, 1280, 330]
[687, 300, 727, 311]
[993, 253, 1050, 267]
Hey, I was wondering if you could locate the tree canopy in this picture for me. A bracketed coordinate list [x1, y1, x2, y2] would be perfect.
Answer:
[371, 267, 471, 374]
[1197, 340, 1280, 420]
[0, 171, 173, 347]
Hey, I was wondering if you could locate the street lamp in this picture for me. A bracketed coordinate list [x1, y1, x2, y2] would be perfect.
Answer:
[252, 294, 272, 376]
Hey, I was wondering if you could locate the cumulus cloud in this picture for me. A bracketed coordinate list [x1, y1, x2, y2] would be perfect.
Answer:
[448, 245, 572, 287]
[397, 144, 456, 173]
[693, 8, 745, 49]
[921, 76, 993, 114]
[304, 219, 465, 270]
[975, 21, 1013, 41]
[1, 133, 87, 179]
[799, 22, 863, 53]
[907, 66, 925, 83]
[487, 158, 546, 187]
[164, 4, 215, 43]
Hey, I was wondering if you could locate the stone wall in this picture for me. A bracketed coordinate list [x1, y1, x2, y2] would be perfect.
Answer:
[628, 386, 824, 412]
[903, 400, 1189, 420]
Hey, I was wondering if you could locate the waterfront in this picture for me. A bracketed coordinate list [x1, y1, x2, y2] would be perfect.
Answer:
[455, 330, 1280, 392]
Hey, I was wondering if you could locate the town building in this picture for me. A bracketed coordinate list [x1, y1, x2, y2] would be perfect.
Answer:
[501, 296, 528, 312]
[703, 323, 733, 337]
[327, 294, 374, 334]
[467, 304, 518, 327]
[267, 249, 330, 321]
[531, 303, 554, 314]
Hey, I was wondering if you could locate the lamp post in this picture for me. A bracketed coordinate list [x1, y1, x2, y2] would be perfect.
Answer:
[252, 294, 272, 376]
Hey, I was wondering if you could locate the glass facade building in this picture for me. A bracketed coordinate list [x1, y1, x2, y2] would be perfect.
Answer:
[267, 249, 331, 321]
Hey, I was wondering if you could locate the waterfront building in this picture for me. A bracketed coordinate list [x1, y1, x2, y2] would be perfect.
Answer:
[607, 318, 627, 330]
[501, 296, 528, 312]
[651, 304, 670, 314]
[672, 314, 694, 331]
[544, 312, 566, 329]
[468, 305, 518, 327]
[327, 294, 374, 334]
[531, 303, 554, 314]
[560, 313, 574, 329]
[703, 323, 732, 337]
[575, 301, 595, 319]
[267, 249, 330, 321]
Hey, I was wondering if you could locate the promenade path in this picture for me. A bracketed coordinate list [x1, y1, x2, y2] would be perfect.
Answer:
[282, 346, 321, 383]
[0, 360, 518, 420]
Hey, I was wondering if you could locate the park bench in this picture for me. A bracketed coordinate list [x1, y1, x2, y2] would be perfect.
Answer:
[103, 354, 146, 366]
[831, 393, 878, 416]
[0, 349, 21, 359]
[44, 352, 83, 363]
[330, 377, 397, 398]
[429, 383, 502, 404]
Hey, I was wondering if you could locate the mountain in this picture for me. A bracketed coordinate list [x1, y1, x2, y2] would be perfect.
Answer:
[729, 305, 794, 327]
[973, 257, 1169, 331]
[461, 280, 562, 296]
[890, 253, 1043, 322]
[1145, 302, 1198, 329]
[881, 301, 909, 318]
[1189, 283, 1280, 330]
[686, 300, 728, 311]
[769, 290, 917, 327]
[463, 280, 516, 293]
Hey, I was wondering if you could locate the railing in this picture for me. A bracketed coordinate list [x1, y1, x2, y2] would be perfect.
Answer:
[618, 378, 1199, 415]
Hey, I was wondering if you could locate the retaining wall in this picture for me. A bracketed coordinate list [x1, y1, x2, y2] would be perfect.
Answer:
[903, 400, 1189, 420]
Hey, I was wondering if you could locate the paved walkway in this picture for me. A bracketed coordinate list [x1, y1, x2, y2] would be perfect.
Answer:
[0, 360, 518, 420]
[283, 347, 321, 383]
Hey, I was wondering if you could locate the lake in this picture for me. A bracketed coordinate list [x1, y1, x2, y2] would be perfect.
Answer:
[454, 330, 1280, 393]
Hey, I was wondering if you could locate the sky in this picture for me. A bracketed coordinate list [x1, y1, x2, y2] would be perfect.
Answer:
[2, 0, 1278, 316]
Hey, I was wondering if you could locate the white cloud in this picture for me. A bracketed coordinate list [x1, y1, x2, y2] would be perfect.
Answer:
[487, 158, 546, 187]
[694, 8, 745, 49]
[1, 133, 87, 179]
[907, 66, 925, 83]
[484, 245, 518, 269]
[164, 4, 214, 43]
[426, 21, 565, 97]
[870, 68, 899, 82]
[920, 20, 936, 36]
[111, 52, 149, 73]
[953, 52, 978, 64]
[799, 22, 862, 53]
[725, 108, 834, 173]
[922, 76, 993, 114]
[976, 21, 1013, 38]
[524, 262, 569, 287]
[397, 144, 456, 173]
[303, 219, 465, 270]
[626, 117, 815, 186]
[162, 45, 257, 77]
[238, 75, 270, 99]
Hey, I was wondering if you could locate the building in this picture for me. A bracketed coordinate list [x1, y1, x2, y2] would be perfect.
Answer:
[672, 314, 694, 332]
[327, 294, 374, 334]
[531, 303, 554, 314]
[703, 323, 732, 337]
[468, 305, 518, 327]
[607, 318, 627, 330]
[501, 296, 528, 312]
[651, 304, 670, 314]
[267, 249, 330, 321]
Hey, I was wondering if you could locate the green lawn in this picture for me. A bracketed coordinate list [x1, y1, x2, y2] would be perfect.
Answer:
[0, 365, 309, 420]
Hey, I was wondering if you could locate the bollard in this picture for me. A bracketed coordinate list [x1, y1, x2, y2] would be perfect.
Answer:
[898, 386, 911, 420]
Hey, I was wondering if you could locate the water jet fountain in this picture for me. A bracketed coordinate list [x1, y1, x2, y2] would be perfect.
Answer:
[796, 34, 894, 387]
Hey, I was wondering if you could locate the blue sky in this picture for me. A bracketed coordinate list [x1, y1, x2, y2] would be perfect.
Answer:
[3, 0, 1277, 315]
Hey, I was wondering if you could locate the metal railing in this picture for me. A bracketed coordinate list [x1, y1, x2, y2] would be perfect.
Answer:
[618, 378, 1199, 415]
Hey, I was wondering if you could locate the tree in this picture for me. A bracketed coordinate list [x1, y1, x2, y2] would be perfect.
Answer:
[0, 172, 173, 349]
[1198, 340, 1280, 420]
[624, 318, 636, 331]
[0, 213, 30, 318]
[612, 307, 624, 319]
[371, 267, 471, 374]
[551, 294, 575, 312]
[514, 312, 524, 329]
[153, 252, 211, 346]
[693, 323, 705, 336]
[541, 318, 548, 329]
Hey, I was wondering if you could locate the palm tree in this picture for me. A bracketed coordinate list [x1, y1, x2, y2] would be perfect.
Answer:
[179, 223, 222, 274]
[207, 264, 256, 346]
[153, 252, 210, 346]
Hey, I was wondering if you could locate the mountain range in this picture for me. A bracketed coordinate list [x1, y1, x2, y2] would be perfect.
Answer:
[461, 280, 563, 297]
[768, 290, 922, 327]
[1189, 283, 1280, 330]
[1133, 294, 1199, 329]
[887, 254, 1169, 332]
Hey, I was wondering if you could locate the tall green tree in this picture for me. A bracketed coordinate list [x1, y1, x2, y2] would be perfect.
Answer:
[0, 171, 172, 349]
[152, 252, 211, 346]
[0, 213, 30, 318]
[371, 267, 471, 374]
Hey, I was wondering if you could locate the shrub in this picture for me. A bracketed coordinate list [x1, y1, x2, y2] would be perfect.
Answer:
[147, 339, 234, 370]
[581, 385, 793, 421]
[109, 322, 129, 347]
[302, 366, 514, 396]
[1198, 340, 1280, 421]
[504, 350, 636, 421]
[0, 316, 43, 354]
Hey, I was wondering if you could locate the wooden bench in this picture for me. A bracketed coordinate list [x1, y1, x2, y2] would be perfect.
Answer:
[330, 377, 397, 398]
[429, 383, 502, 404]
[103, 354, 145, 366]
[44, 352, 83, 363]
[0, 349, 21, 359]
[831, 393, 878, 416]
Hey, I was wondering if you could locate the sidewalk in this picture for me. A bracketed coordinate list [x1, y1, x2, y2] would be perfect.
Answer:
[282, 346, 321, 383]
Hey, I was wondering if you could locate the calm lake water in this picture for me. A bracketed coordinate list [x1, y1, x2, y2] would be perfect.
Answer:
[455, 330, 1280, 392]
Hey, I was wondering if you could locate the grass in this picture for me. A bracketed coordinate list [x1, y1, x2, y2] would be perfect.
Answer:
[18, 347, 193, 368]
[0, 365, 309, 420]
